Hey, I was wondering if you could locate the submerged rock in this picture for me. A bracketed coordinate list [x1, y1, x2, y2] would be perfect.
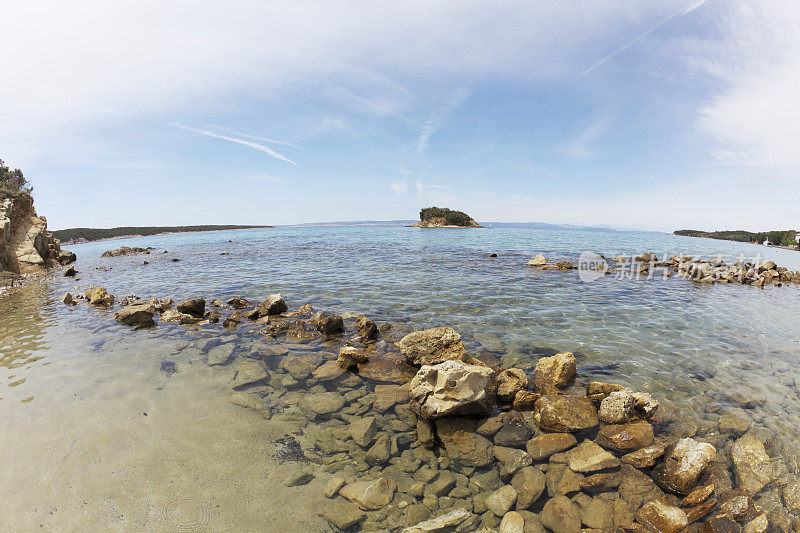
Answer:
[339, 477, 397, 510]
[636, 499, 688, 533]
[533, 352, 576, 394]
[525, 433, 577, 461]
[356, 314, 379, 340]
[401, 508, 471, 532]
[409, 360, 496, 419]
[533, 394, 599, 433]
[540, 495, 580, 533]
[565, 440, 620, 473]
[113, 302, 155, 327]
[656, 438, 716, 495]
[730, 434, 772, 494]
[319, 501, 366, 530]
[397, 326, 468, 365]
[337, 345, 367, 370]
[436, 418, 494, 467]
[511, 466, 546, 509]
[596, 419, 654, 453]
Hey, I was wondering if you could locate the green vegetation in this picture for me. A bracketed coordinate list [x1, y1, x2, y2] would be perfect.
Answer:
[675, 229, 799, 248]
[52, 225, 273, 243]
[0, 158, 33, 199]
[419, 207, 474, 226]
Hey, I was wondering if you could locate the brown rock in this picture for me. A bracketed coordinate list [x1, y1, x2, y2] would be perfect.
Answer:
[580, 471, 622, 493]
[656, 438, 716, 495]
[636, 499, 688, 533]
[337, 345, 367, 370]
[513, 390, 540, 410]
[435, 418, 494, 467]
[622, 444, 667, 469]
[533, 352, 576, 394]
[176, 297, 205, 317]
[540, 495, 580, 533]
[396, 326, 468, 365]
[717, 490, 758, 522]
[700, 516, 742, 533]
[317, 314, 344, 335]
[586, 381, 626, 405]
[85, 287, 114, 307]
[596, 420, 654, 453]
[339, 477, 396, 510]
[356, 314, 378, 340]
[730, 435, 772, 495]
[533, 395, 598, 433]
[565, 440, 620, 473]
[681, 484, 715, 507]
[497, 368, 530, 403]
[511, 467, 546, 509]
[525, 433, 578, 461]
[409, 360, 495, 419]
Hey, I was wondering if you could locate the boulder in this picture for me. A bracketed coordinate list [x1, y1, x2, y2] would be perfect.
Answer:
[337, 345, 367, 370]
[113, 303, 155, 327]
[497, 368, 530, 403]
[257, 293, 287, 316]
[409, 360, 496, 419]
[656, 438, 716, 495]
[533, 352, 576, 394]
[565, 440, 620, 473]
[435, 418, 494, 467]
[339, 477, 397, 510]
[356, 314, 379, 340]
[533, 394, 599, 433]
[176, 297, 205, 318]
[636, 499, 688, 533]
[316, 314, 344, 335]
[85, 287, 114, 307]
[397, 327, 468, 365]
[540, 495, 580, 533]
[511, 467, 546, 509]
[596, 420, 654, 453]
[730, 434, 772, 494]
[525, 433, 577, 461]
[527, 255, 547, 267]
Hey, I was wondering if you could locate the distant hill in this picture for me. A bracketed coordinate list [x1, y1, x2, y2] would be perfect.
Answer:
[674, 229, 798, 247]
[53, 225, 272, 244]
[409, 207, 483, 228]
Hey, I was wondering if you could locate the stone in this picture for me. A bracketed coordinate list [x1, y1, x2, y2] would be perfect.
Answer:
[685, 497, 717, 523]
[300, 391, 346, 416]
[283, 471, 313, 486]
[85, 287, 114, 307]
[311, 360, 343, 382]
[337, 345, 367, 370]
[349, 417, 378, 447]
[636, 499, 688, 533]
[533, 352, 576, 393]
[656, 438, 716, 495]
[546, 464, 583, 496]
[525, 433, 577, 461]
[582, 498, 614, 530]
[497, 368, 530, 403]
[499, 511, 525, 533]
[580, 471, 622, 493]
[281, 353, 322, 380]
[527, 255, 547, 267]
[319, 501, 366, 529]
[339, 477, 397, 510]
[632, 391, 659, 418]
[397, 327, 468, 366]
[730, 434, 772, 494]
[743, 514, 768, 533]
[226, 297, 250, 309]
[599, 389, 636, 423]
[317, 314, 344, 335]
[113, 303, 155, 327]
[783, 478, 800, 513]
[494, 446, 533, 477]
[402, 508, 471, 532]
[718, 413, 751, 435]
[365, 434, 392, 465]
[494, 412, 533, 447]
[566, 440, 620, 473]
[486, 485, 517, 516]
[63, 265, 76, 277]
[230, 360, 269, 390]
[700, 516, 742, 533]
[176, 297, 205, 317]
[618, 464, 664, 510]
[356, 314, 379, 340]
[409, 360, 496, 419]
[681, 484, 715, 507]
[622, 444, 667, 469]
[540, 495, 581, 533]
[256, 293, 287, 316]
[160, 309, 183, 323]
[513, 390, 540, 410]
[374, 383, 410, 411]
[596, 420, 654, 453]
[206, 343, 234, 366]
[533, 395, 599, 433]
[416, 418, 436, 448]
[436, 418, 494, 467]
[586, 381, 626, 404]
[511, 467, 546, 509]
[717, 490, 757, 522]
[62, 292, 76, 305]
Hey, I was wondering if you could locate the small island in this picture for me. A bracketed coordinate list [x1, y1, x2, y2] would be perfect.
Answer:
[407, 207, 483, 228]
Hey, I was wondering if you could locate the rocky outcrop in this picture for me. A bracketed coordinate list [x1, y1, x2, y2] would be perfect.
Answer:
[0, 194, 73, 275]
[101, 246, 152, 257]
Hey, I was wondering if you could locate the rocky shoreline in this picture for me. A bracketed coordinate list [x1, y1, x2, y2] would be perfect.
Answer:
[57, 279, 799, 532]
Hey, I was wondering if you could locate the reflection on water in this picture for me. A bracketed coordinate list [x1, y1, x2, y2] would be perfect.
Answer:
[0, 226, 799, 530]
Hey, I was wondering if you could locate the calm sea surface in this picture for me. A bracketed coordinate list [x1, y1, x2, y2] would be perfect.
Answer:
[1, 225, 799, 530]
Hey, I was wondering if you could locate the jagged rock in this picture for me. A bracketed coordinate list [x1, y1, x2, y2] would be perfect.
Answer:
[257, 293, 287, 316]
[494, 411, 533, 447]
[656, 438, 716, 495]
[540, 495, 580, 533]
[566, 440, 620, 473]
[316, 313, 344, 335]
[113, 303, 155, 327]
[160, 309, 183, 322]
[596, 420, 654, 453]
[435, 418, 494, 467]
[176, 297, 205, 317]
[409, 360, 495, 419]
[62, 292, 76, 305]
[622, 444, 667, 469]
[511, 467, 546, 509]
[63, 265, 76, 277]
[337, 345, 367, 370]
[526, 433, 577, 460]
[681, 484, 715, 507]
[401, 508, 471, 532]
[85, 287, 114, 307]
[599, 389, 636, 423]
[527, 255, 547, 267]
[533, 352, 576, 394]
[636, 499, 688, 533]
[365, 434, 392, 465]
[226, 297, 250, 309]
[397, 327, 468, 365]
[497, 368, 530, 403]
[0, 195, 69, 274]
[513, 390, 540, 410]
[586, 381, 626, 404]
[730, 434, 772, 494]
[533, 394, 599, 433]
[356, 314, 379, 340]
[339, 477, 397, 510]
[416, 418, 435, 448]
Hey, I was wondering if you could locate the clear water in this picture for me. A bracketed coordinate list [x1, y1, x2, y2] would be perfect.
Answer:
[1, 225, 799, 530]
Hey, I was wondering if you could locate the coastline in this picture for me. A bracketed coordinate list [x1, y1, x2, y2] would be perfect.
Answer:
[59, 225, 273, 245]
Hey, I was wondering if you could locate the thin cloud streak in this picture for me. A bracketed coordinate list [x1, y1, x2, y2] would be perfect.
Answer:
[417, 88, 471, 153]
[172, 122, 298, 166]
[576, 0, 708, 80]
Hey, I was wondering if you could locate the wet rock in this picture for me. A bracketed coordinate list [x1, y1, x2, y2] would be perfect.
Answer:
[281, 353, 322, 380]
[231, 360, 269, 390]
[356, 355, 417, 384]
[555, 260, 574, 270]
[176, 297, 205, 317]
[533, 394, 599, 433]
[545, 463, 583, 496]
[619, 464, 664, 510]
[476, 415, 504, 436]
[533, 352, 576, 394]
[783, 478, 800, 513]
[85, 287, 114, 307]
[226, 297, 250, 309]
[540, 495, 580, 533]
[337, 345, 367, 370]
[256, 293, 287, 316]
[596, 420, 654, 453]
[339, 477, 397, 510]
[374, 383, 410, 411]
[436, 418, 494, 467]
[582, 497, 614, 530]
[349, 417, 378, 448]
[283, 471, 313, 486]
[730, 434, 772, 494]
[494, 412, 533, 447]
[717, 489, 758, 522]
[101, 246, 152, 257]
[311, 360, 343, 382]
[397, 327, 468, 366]
[497, 368, 530, 403]
[499, 510, 525, 533]
[525, 433, 577, 461]
[599, 389, 636, 423]
[700, 515, 742, 533]
[586, 381, 626, 404]
[160, 309, 183, 323]
[486, 485, 517, 516]
[63, 265, 76, 277]
[416, 418, 435, 448]
[207, 309, 220, 323]
[319, 501, 366, 529]
[494, 446, 533, 477]
[527, 255, 547, 267]
[409, 360, 496, 419]
[402, 508, 471, 532]
[227, 391, 269, 416]
[636, 499, 688, 533]
[685, 497, 717, 523]
[681, 484, 715, 507]
[113, 303, 155, 327]
[743, 513, 768, 533]
[566, 440, 620, 473]
[511, 467, 546, 509]
[718, 413, 751, 436]
[316, 313, 344, 335]
[622, 443, 667, 469]
[356, 314, 379, 341]
[206, 343, 234, 366]
[222, 316, 241, 328]
[300, 391, 346, 416]
[656, 438, 716, 495]
[62, 292, 76, 305]
[513, 390, 540, 410]
[365, 434, 392, 465]
[580, 471, 622, 493]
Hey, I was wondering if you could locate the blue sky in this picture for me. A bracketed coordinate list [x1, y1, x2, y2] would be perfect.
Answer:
[2, 1, 799, 231]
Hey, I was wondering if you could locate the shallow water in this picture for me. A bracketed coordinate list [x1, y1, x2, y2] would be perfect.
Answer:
[1, 226, 799, 531]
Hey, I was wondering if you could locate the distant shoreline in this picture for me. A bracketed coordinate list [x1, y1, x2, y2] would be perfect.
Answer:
[55, 225, 272, 245]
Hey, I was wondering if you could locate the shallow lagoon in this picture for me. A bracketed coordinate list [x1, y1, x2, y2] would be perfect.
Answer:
[1, 226, 799, 531]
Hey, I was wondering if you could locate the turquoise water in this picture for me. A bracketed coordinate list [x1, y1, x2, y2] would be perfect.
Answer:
[2, 225, 799, 530]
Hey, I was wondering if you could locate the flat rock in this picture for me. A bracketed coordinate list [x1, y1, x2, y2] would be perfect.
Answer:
[397, 327, 468, 365]
[300, 391, 346, 416]
[622, 444, 667, 469]
[374, 383, 411, 411]
[349, 417, 378, 448]
[339, 477, 397, 510]
[486, 485, 517, 516]
[206, 343, 234, 366]
[319, 501, 366, 529]
[636, 499, 688, 533]
[730, 434, 772, 494]
[511, 467, 546, 509]
[402, 507, 471, 532]
[533, 395, 599, 433]
[231, 360, 269, 390]
[566, 440, 620, 473]
[312, 360, 343, 381]
[596, 420, 654, 453]
[525, 433, 577, 460]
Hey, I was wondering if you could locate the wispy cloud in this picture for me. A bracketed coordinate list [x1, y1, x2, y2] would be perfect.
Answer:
[576, 0, 708, 81]
[557, 119, 607, 159]
[232, 173, 286, 183]
[417, 88, 471, 153]
[390, 180, 408, 194]
[172, 122, 298, 166]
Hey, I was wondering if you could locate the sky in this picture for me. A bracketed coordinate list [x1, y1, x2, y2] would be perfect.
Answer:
[1, 0, 799, 231]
